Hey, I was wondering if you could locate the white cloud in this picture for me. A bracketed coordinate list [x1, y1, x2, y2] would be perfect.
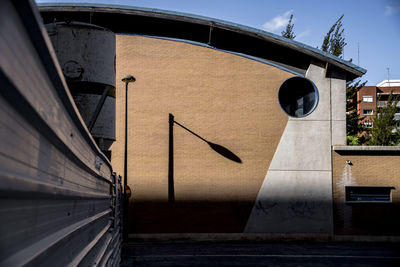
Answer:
[385, 5, 400, 16]
[296, 29, 311, 40]
[262, 10, 293, 32]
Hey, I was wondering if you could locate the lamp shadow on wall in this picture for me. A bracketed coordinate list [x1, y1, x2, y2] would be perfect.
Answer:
[168, 113, 242, 203]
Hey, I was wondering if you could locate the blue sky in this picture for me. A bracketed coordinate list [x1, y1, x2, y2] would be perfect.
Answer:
[36, 0, 400, 85]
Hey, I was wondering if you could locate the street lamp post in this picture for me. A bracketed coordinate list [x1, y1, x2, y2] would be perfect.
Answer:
[122, 74, 135, 241]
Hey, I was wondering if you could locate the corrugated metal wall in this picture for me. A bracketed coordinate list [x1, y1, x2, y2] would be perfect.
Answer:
[0, 0, 122, 266]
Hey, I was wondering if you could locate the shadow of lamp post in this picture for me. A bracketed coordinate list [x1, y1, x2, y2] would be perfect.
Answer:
[168, 113, 242, 203]
[122, 74, 135, 241]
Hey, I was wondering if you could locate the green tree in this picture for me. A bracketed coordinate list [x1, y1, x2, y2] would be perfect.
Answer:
[346, 79, 366, 145]
[321, 14, 346, 57]
[368, 93, 400, 145]
[281, 14, 296, 39]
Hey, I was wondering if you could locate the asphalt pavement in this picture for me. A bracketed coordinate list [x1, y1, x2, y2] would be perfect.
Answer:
[121, 240, 400, 266]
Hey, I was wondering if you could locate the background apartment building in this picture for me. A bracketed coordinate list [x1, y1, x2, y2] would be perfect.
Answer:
[358, 80, 400, 128]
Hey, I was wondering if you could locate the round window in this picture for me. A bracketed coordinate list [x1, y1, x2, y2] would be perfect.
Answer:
[278, 76, 319, 117]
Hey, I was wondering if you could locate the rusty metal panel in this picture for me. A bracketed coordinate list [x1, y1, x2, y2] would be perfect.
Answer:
[0, 0, 121, 266]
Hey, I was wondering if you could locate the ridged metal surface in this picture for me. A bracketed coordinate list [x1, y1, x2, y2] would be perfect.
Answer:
[0, 0, 121, 266]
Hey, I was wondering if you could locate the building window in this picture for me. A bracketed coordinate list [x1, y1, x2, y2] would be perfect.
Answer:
[362, 109, 374, 115]
[362, 96, 373, 102]
[345, 186, 394, 203]
[377, 101, 386, 107]
[363, 121, 373, 128]
[278, 77, 319, 118]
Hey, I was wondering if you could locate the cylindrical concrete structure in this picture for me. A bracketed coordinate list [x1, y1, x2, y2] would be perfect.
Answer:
[45, 22, 116, 153]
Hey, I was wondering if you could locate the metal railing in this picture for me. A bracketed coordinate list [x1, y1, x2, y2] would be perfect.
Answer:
[0, 1, 122, 265]
[377, 101, 400, 108]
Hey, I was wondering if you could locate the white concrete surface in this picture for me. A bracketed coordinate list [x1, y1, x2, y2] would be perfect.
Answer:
[245, 170, 333, 233]
[330, 74, 346, 145]
[245, 62, 340, 234]
[332, 120, 347, 146]
[268, 120, 331, 171]
[298, 63, 330, 121]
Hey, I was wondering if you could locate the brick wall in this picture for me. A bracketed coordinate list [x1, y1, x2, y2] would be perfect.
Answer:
[111, 35, 294, 233]
[332, 150, 400, 235]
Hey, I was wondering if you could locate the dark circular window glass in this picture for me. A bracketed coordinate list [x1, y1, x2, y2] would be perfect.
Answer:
[278, 77, 319, 117]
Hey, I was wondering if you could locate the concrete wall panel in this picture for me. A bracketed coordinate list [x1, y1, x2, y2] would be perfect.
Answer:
[330, 74, 346, 145]
[245, 170, 333, 233]
[245, 63, 335, 234]
[332, 120, 347, 146]
[298, 62, 330, 121]
[268, 120, 331, 171]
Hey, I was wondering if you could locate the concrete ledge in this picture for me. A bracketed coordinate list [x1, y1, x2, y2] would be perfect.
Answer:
[333, 235, 400, 243]
[128, 233, 332, 242]
[333, 145, 400, 155]
[128, 233, 400, 243]
[333, 145, 400, 151]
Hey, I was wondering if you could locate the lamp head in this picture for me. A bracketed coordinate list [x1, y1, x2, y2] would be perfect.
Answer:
[122, 75, 136, 83]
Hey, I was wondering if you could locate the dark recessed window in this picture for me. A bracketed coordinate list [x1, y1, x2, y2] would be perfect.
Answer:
[278, 76, 319, 117]
[363, 121, 373, 128]
[362, 109, 374, 115]
[345, 186, 395, 203]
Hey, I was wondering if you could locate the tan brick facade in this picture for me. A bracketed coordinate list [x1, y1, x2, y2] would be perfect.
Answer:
[332, 151, 400, 235]
[111, 35, 294, 233]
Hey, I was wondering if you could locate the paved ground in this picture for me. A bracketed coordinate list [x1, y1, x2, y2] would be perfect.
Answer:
[121, 240, 400, 266]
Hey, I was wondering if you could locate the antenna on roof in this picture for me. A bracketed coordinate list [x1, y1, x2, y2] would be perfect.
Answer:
[387, 67, 391, 87]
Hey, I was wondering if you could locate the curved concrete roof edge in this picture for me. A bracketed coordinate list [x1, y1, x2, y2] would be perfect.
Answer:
[38, 2, 367, 77]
